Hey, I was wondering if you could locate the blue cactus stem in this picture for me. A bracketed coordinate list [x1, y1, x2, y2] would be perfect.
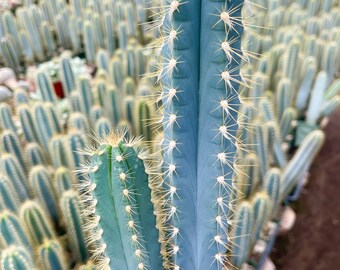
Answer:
[41, 22, 57, 57]
[60, 190, 88, 263]
[68, 112, 91, 135]
[95, 117, 112, 138]
[230, 202, 253, 268]
[0, 103, 16, 133]
[103, 12, 116, 57]
[0, 211, 32, 249]
[36, 71, 57, 103]
[89, 106, 105, 128]
[263, 168, 282, 218]
[78, 76, 94, 116]
[0, 174, 20, 213]
[18, 104, 40, 143]
[83, 20, 96, 64]
[33, 103, 59, 150]
[29, 166, 59, 222]
[0, 37, 21, 74]
[282, 130, 325, 199]
[110, 57, 124, 89]
[85, 136, 161, 269]
[1, 246, 35, 270]
[65, 131, 87, 175]
[49, 135, 69, 169]
[251, 192, 270, 243]
[20, 200, 55, 245]
[24, 143, 47, 168]
[60, 56, 76, 97]
[54, 167, 74, 195]
[14, 88, 29, 106]
[105, 85, 121, 127]
[39, 239, 67, 270]
[1, 154, 29, 201]
[96, 49, 110, 72]
[280, 107, 297, 141]
[0, 130, 26, 172]
[70, 92, 82, 112]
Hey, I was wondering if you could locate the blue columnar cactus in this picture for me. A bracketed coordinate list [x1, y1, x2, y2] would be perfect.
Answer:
[83, 135, 161, 270]
[17, 104, 40, 144]
[49, 135, 69, 169]
[54, 167, 74, 195]
[36, 71, 57, 103]
[78, 76, 94, 116]
[0, 175, 20, 213]
[0, 246, 35, 270]
[263, 168, 282, 218]
[60, 190, 88, 263]
[20, 201, 55, 246]
[38, 239, 67, 270]
[24, 143, 47, 168]
[229, 202, 253, 268]
[60, 56, 76, 97]
[0, 211, 31, 249]
[1, 154, 29, 201]
[157, 1, 245, 269]
[29, 166, 59, 222]
[251, 192, 270, 243]
[0, 103, 16, 133]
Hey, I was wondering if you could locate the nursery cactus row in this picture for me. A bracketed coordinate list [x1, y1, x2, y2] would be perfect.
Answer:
[0, 0, 339, 269]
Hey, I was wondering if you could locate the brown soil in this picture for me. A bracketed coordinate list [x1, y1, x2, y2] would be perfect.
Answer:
[271, 109, 340, 270]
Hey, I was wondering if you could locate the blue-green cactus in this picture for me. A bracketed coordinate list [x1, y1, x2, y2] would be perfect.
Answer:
[0, 37, 20, 74]
[0, 211, 31, 249]
[29, 166, 59, 222]
[263, 168, 282, 218]
[0, 175, 20, 213]
[251, 192, 270, 243]
[135, 98, 154, 142]
[65, 131, 87, 174]
[83, 135, 161, 270]
[83, 21, 96, 64]
[96, 49, 110, 72]
[78, 76, 94, 116]
[280, 107, 297, 141]
[282, 130, 325, 198]
[230, 202, 253, 269]
[95, 117, 112, 138]
[0, 103, 16, 133]
[38, 239, 67, 270]
[60, 190, 88, 263]
[60, 55, 76, 97]
[20, 200, 55, 246]
[41, 22, 57, 57]
[103, 12, 116, 57]
[1, 154, 29, 201]
[105, 85, 121, 127]
[24, 143, 47, 168]
[68, 112, 91, 135]
[14, 88, 29, 106]
[109, 57, 124, 89]
[89, 105, 105, 128]
[54, 167, 74, 195]
[36, 71, 57, 103]
[0, 130, 26, 172]
[0, 246, 35, 270]
[17, 104, 40, 144]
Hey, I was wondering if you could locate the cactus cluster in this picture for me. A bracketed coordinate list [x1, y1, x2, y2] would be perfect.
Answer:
[0, 0, 153, 73]
[0, 0, 339, 270]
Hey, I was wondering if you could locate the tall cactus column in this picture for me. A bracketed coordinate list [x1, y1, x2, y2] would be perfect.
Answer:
[159, 0, 200, 269]
[159, 1, 245, 269]
[197, 1, 244, 269]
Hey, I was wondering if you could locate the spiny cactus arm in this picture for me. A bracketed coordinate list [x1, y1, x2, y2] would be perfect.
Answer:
[83, 20, 96, 64]
[0, 103, 17, 133]
[282, 130, 325, 199]
[263, 168, 282, 218]
[324, 79, 340, 101]
[0, 211, 31, 249]
[229, 201, 253, 269]
[85, 145, 128, 270]
[29, 166, 59, 222]
[95, 117, 112, 138]
[197, 0, 246, 268]
[103, 12, 116, 57]
[36, 71, 57, 103]
[135, 98, 154, 143]
[295, 56, 317, 112]
[65, 131, 87, 175]
[321, 96, 340, 117]
[251, 192, 270, 243]
[14, 88, 29, 106]
[306, 71, 328, 126]
[24, 143, 47, 168]
[41, 22, 56, 57]
[0, 175, 20, 213]
[105, 85, 121, 127]
[38, 239, 67, 270]
[276, 78, 292, 120]
[60, 56, 76, 97]
[253, 122, 269, 178]
[54, 167, 74, 194]
[1, 246, 36, 270]
[0, 130, 26, 172]
[17, 104, 39, 144]
[77, 261, 96, 270]
[49, 136, 69, 169]
[0, 37, 21, 75]
[60, 190, 88, 263]
[78, 76, 94, 116]
[89, 106, 104, 127]
[1, 154, 29, 201]
[68, 113, 91, 135]
[239, 153, 259, 198]
[266, 121, 287, 168]
[158, 0, 201, 268]
[280, 107, 297, 141]
[20, 201, 55, 245]
[19, 30, 34, 63]
[120, 144, 161, 269]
